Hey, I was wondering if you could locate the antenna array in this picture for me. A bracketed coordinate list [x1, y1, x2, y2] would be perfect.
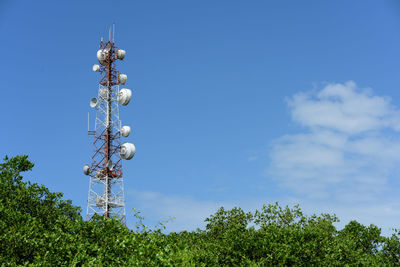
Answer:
[84, 27, 134, 224]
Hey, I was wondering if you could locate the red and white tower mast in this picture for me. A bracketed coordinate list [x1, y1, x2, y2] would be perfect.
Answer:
[83, 29, 135, 224]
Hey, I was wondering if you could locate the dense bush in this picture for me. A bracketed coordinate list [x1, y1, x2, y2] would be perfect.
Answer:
[1, 155, 400, 266]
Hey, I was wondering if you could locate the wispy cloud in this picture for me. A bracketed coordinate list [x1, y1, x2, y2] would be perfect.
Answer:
[248, 156, 258, 162]
[269, 81, 400, 232]
[127, 189, 232, 232]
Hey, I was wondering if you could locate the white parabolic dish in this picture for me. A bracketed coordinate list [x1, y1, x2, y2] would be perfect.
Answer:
[120, 143, 135, 160]
[90, 97, 98, 108]
[96, 49, 108, 65]
[118, 74, 127, 84]
[117, 49, 126, 60]
[83, 164, 90, 175]
[118, 88, 132, 106]
[99, 88, 108, 99]
[120, 126, 131, 137]
[92, 64, 100, 72]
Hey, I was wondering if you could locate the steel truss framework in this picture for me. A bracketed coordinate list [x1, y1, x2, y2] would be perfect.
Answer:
[87, 40, 126, 225]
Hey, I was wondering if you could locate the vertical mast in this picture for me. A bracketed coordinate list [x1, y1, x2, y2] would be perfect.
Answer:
[84, 27, 135, 225]
[105, 42, 113, 218]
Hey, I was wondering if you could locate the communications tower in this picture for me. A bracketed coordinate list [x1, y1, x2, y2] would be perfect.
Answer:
[83, 29, 135, 225]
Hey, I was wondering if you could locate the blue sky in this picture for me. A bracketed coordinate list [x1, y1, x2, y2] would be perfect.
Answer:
[2, 0, 400, 233]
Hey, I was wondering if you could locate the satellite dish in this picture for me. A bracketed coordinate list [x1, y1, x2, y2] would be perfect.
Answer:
[83, 164, 90, 175]
[99, 88, 108, 99]
[92, 64, 100, 72]
[117, 49, 126, 60]
[118, 89, 132, 106]
[118, 74, 127, 85]
[96, 50, 103, 60]
[120, 126, 131, 137]
[97, 49, 108, 65]
[90, 97, 98, 108]
[120, 143, 135, 160]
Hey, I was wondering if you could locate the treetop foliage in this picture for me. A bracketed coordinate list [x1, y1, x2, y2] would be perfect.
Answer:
[1, 155, 400, 266]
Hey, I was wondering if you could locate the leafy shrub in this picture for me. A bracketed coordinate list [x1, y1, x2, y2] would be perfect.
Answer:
[1, 155, 399, 266]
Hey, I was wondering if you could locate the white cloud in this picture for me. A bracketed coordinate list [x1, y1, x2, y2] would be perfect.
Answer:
[288, 81, 400, 134]
[269, 81, 400, 233]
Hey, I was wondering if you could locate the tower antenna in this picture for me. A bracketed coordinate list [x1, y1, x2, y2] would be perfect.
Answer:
[113, 22, 115, 42]
[84, 29, 132, 225]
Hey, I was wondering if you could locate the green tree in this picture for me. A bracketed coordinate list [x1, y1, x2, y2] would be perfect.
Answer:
[1, 155, 400, 266]
[0, 155, 82, 264]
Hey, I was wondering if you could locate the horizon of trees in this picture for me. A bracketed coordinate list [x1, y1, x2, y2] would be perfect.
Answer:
[1, 155, 400, 266]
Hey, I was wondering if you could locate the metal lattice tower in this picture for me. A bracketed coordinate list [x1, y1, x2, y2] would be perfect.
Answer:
[84, 30, 134, 225]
